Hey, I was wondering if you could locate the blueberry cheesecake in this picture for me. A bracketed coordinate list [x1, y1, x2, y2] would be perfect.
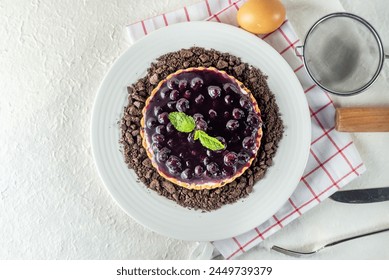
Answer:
[140, 67, 263, 190]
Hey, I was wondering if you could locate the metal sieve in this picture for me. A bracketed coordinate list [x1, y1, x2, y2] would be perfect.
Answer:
[296, 12, 388, 96]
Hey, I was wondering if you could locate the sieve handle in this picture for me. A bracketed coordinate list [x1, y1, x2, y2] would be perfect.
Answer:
[295, 45, 304, 57]
[336, 107, 389, 132]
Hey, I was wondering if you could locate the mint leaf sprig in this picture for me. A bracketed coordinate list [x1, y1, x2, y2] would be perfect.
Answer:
[168, 112, 225, 151]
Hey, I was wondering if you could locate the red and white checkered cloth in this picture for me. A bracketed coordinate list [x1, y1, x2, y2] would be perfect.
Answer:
[126, 0, 366, 259]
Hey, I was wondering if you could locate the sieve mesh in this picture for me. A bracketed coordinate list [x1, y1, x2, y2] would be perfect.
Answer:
[302, 13, 384, 95]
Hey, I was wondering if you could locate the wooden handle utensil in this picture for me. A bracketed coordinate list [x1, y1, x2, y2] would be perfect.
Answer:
[335, 107, 389, 132]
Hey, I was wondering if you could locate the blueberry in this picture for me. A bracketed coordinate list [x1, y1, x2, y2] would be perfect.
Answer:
[224, 95, 233, 105]
[166, 123, 174, 133]
[167, 138, 174, 147]
[226, 119, 239, 131]
[166, 155, 182, 174]
[151, 142, 162, 153]
[239, 97, 252, 111]
[170, 89, 179, 101]
[195, 94, 205, 104]
[187, 132, 195, 144]
[157, 112, 169, 124]
[167, 101, 176, 110]
[209, 109, 217, 118]
[183, 90, 191, 99]
[155, 125, 166, 134]
[206, 149, 213, 157]
[190, 77, 204, 90]
[181, 168, 193, 180]
[160, 88, 170, 99]
[146, 117, 157, 129]
[178, 79, 188, 91]
[238, 152, 250, 164]
[222, 165, 236, 177]
[208, 86, 221, 99]
[167, 78, 179, 89]
[193, 113, 204, 121]
[202, 156, 210, 165]
[230, 134, 241, 143]
[206, 162, 220, 176]
[157, 147, 171, 162]
[242, 136, 255, 150]
[224, 152, 238, 167]
[176, 98, 190, 112]
[194, 165, 204, 177]
[185, 160, 193, 168]
[196, 119, 208, 131]
[154, 106, 163, 116]
[152, 133, 164, 143]
[224, 111, 230, 118]
[223, 83, 238, 94]
[232, 108, 245, 120]
[247, 113, 261, 127]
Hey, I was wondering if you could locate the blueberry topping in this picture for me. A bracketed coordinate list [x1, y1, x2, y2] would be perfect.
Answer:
[206, 162, 220, 176]
[170, 90, 179, 101]
[152, 133, 164, 143]
[224, 152, 238, 167]
[146, 117, 157, 129]
[157, 112, 169, 124]
[232, 108, 245, 120]
[181, 168, 193, 180]
[176, 98, 190, 112]
[166, 155, 182, 174]
[157, 147, 171, 162]
[155, 125, 166, 134]
[167, 78, 179, 89]
[190, 77, 203, 90]
[178, 79, 188, 91]
[226, 120, 239, 131]
[144, 68, 262, 183]
[208, 86, 222, 99]
[183, 90, 191, 99]
[195, 94, 205, 104]
[208, 109, 217, 118]
[194, 165, 204, 177]
[242, 136, 255, 150]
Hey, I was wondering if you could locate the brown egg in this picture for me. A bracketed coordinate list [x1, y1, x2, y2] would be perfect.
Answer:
[237, 0, 286, 34]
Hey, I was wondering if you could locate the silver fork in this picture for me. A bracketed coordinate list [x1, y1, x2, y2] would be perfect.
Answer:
[272, 227, 389, 257]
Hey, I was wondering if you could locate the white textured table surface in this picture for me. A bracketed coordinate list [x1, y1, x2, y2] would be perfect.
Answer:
[0, 0, 388, 259]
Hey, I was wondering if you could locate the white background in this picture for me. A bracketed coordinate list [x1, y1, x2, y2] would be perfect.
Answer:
[0, 0, 388, 259]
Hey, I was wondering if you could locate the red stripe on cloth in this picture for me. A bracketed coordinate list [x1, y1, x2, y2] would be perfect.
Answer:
[261, 20, 289, 40]
[288, 198, 302, 215]
[273, 215, 284, 228]
[162, 13, 169, 26]
[279, 39, 300, 55]
[304, 84, 317, 94]
[205, 0, 212, 16]
[311, 127, 335, 145]
[232, 237, 245, 253]
[310, 101, 333, 118]
[294, 64, 304, 72]
[301, 176, 321, 202]
[254, 228, 265, 240]
[303, 141, 353, 179]
[278, 27, 295, 48]
[140, 20, 148, 35]
[183, 6, 190, 21]
[310, 148, 339, 189]
[233, 2, 239, 10]
[213, 14, 221, 22]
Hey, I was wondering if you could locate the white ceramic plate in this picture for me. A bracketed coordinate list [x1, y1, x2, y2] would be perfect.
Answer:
[91, 22, 310, 241]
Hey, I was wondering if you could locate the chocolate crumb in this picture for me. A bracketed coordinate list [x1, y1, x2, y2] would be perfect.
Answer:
[120, 47, 284, 211]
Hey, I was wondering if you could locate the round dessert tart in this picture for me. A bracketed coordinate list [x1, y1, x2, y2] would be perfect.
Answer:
[140, 67, 263, 190]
